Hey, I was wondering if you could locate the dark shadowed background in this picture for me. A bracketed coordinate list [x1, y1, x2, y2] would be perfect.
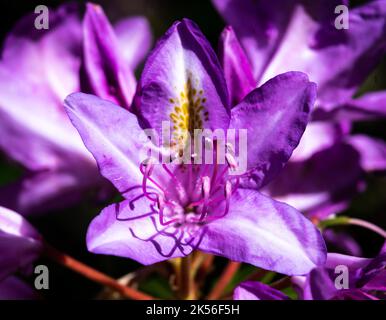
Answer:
[0, 0, 385, 299]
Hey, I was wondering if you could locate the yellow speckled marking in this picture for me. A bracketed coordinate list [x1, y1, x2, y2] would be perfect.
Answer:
[169, 74, 209, 152]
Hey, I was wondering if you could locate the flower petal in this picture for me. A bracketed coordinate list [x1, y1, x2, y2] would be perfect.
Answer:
[198, 189, 327, 275]
[0, 3, 108, 214]
[214, 0, 386, 110]
[264, 143, 364, 218]
[87, 193, 192, 265]
[325, 253, 370, 271]
[234, 281, 288, 300]
[0, 73, 84, 171]
[290, 122, 346, 162]
[230, 72, 316, 188]
[0, 276, 39, 300]
[81, 3, 136, 109]
[0, 169, 104, 216]
[114, 16, 153, 69]
[0, 4, 88, 172]
[322, 229, 362, 257]
[0, 207, 42, 280]
[303, 267, 337, 300]
[314, 91, 386, 122]
[334, 289, 379, 300]
[2, 3, 82, 101]
[212, 0, 297, 80]
[135, 19, 230, 138]
[263, 1, 386, 109]
[302, 253, 372, 300]
[346, 135, 386, 172]
[360, 252, 386, 291]
[218, 26, 255, 106]
[64, 93, 156, 196]
[362, 269, 386, 292]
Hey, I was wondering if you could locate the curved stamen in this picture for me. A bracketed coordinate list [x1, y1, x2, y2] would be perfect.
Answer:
[213, 165, 229, 188]
[191, 163, 209, 200]
[212, 152, 239, 194]
[225, 142, 235, 153]
[211, 140, 219, 186]
[129, 193, 149, 209]
[131, 216, 191, 257]
[127, 140, 239, 258]
[140, 159, 168, 193]
[204, 181, 232, 222]
[225, 152, 238, 171]
[202, 176, 211, 200]
[157, 200, 184, 226]
[153, 220, 196, 255]
[162, 164, 188, 203]
[187, 176, 211, 208]
[148, 231, 185, 258]
[140, 160, 159, 202]
[130, 223, 173, 242]
[199, 176, 211, 220]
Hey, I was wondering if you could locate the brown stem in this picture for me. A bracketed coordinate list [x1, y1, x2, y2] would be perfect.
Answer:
[206, 261, 240, 300]
[245, 268, 268, 281]
[270, 277, 291, 290]
[196, 254, 214, 287]
[191, 252, 207, 276]
[44, 243, 154, 300]
[98, 263, 170, 299]
[178, 255, 194, 299]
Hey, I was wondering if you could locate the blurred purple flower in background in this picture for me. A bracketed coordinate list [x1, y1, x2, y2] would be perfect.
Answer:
[64, 19, 327, 275]
[295, 247, 386, 300]
[213, 0, 386, 220]
[0, 0, 383, 301]
[234, 245, 386, 300]
[0, 3, 152, 215]
[0, 206, 42, 299]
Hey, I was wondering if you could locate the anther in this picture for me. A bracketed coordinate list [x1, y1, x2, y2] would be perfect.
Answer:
[202, 176, 211, 198]
[224, 180, 232, 198]
[225, 153, 238, 170]
[141, 157, 155, 176]
[225, 142, 235, 154]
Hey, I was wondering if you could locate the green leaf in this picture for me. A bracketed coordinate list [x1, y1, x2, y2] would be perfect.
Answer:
[139, 275, 174, 299]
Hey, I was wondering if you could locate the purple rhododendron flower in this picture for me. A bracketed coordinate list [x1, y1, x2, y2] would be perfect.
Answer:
[235, 245, 386, 300]
[322, 229, 362, 257]
[0, 3, 152, 215]
[64, 19, 327, 275]
[213, 0, 386, 219]
[295, 247, 386, 300]
[0, 206, 42, 299]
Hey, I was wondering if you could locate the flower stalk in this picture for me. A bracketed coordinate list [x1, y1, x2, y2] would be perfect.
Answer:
[195, 254, 215, 291]
[319, 216, 386, 238]
[177, 255, 195, 299]
[43, 243, 154, 300]
[206, 261, 240, 300]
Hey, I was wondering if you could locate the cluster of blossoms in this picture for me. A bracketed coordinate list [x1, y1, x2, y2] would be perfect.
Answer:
[0, 1, 385, 300]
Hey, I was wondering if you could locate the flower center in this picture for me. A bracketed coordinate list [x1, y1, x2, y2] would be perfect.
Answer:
[138, 141, 239, 227]
[126, 141, 239, 257]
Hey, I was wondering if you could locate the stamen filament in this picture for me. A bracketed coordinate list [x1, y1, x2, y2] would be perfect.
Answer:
[162, 164, 188, 203]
